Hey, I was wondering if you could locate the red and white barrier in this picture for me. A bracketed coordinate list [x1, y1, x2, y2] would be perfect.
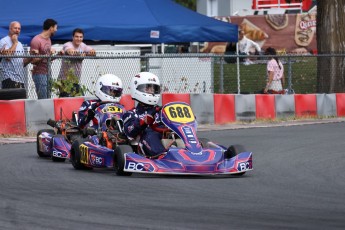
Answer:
[1, 93, 345, 135]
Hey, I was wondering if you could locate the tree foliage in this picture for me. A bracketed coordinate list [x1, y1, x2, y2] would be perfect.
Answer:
[174, 0, 196, 11]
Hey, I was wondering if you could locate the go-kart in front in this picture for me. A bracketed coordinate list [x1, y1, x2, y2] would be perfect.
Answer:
[114, 102, 253, 176]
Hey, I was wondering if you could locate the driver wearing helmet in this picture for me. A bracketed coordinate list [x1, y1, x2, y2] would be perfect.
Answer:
[122, 72, 166, 158]
[78, 74, 125, 130]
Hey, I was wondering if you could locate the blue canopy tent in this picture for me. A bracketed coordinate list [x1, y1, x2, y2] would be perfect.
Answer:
[0, 0, 238, 44]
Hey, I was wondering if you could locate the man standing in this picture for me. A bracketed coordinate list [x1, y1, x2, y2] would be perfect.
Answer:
[0, 21, 32, 90]
[58, 28, 95, 81]
[30, 18, 58, 99]
[238, 30, 261, 65]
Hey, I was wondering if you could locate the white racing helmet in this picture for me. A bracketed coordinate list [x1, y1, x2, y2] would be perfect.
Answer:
[130, 72, 161, 105]
[95, 74, 123, 102]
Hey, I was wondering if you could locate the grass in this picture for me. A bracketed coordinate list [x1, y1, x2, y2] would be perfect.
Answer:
[213, 56, 318, 94]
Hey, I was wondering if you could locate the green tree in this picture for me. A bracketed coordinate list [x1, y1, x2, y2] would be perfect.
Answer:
[317, 0, 345, 93]
[175, 0, 196, 11]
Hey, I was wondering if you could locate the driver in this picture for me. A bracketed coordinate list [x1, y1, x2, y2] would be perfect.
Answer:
[122, 72, 166, 158]
[78, 74, 124, 130]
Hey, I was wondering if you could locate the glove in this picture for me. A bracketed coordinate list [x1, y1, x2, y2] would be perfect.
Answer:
[139, 114, 154, 126]
[91, 102, 100, 110]
[87, 109, 95, 120]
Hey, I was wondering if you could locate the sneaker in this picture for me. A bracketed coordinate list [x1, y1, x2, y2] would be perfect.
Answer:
[243, 60, 251, 65]
[243, 59, 253, 65]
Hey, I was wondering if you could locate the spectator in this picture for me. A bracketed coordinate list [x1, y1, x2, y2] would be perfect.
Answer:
[0, 21, 33, 90]
[264, 47, 285, 94]
[224, 42, 237, 64]
[30, 19, 59, 99]
[122, 72, 166, 159]
[58, 28, 95, 81]
[238, 30, 261, 65]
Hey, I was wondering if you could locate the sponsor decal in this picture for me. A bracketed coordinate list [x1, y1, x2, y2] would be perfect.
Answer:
[237, 161, 251, 171]
[90, 154, 104, 166]
[126, 162, 153, 171]
[52, 150, 66, 158]
[127, 125, 134, 132]
[127, 162, 145, 171]
[150, 30, 160, 38]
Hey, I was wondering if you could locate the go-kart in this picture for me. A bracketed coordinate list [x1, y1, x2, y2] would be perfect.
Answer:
[69, 103, 127, 170]
[113, 101, 253, 176]
[36, 102, 125, 163]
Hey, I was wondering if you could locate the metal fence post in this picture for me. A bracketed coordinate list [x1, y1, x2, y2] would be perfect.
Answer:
[48, 57, 52, 98]
[287, 56, 293, 94]
[220, 56, 224, 94]
[211, 56, 215, 93]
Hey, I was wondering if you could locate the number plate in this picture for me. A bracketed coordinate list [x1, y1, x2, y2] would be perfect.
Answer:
[164, 104, 195, 123]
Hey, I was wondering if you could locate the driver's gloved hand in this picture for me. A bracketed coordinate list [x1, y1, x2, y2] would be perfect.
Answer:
[139, 114, 154, 126]
[91, 102, 100, 110]
[87, 109, 95, 120]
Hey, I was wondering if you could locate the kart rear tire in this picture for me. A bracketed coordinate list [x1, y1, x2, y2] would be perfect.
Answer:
[70, 138, 89, 170]
[36, 129, 55, 158]
[198, 137, 210, 148]
[114, 145, 133, 176]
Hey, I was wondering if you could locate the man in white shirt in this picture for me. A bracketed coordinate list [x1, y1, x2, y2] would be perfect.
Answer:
[237, 30, 261, 65]
[0, 21, 33, 89]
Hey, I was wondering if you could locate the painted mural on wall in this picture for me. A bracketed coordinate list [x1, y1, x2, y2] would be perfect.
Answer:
[201, 12, 316, 54]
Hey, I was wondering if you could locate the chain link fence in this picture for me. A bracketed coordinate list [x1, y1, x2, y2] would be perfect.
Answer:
[0, 52, 342, 99]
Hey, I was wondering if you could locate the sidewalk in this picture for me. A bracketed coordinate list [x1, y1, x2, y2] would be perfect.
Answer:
[1, 117, 345, 145]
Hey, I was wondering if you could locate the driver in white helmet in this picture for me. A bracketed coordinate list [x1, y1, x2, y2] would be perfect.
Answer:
[122, 72, 166, 158]
[78, 74, 125, 129]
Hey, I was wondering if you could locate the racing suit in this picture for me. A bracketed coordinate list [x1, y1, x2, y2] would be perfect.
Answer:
[78, 99, 124, 130]
[122, 103, 166, 157]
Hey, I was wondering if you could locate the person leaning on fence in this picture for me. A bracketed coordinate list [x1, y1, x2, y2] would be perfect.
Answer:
[58, 28, 95, 81]
[264, 47, 285, 94]
[30, 18, 60, 99]
[238, 30, 261, 65]
[0, 21, 34, 90]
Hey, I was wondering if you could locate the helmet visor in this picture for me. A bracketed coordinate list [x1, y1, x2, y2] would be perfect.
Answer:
[137, 84, 161, 94]
[100, 85, 123, 98]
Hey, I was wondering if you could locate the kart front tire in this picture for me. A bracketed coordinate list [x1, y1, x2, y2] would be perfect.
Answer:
[36, 129, 55, 158]
[114, 145, 132, 176]
[225, 144, 246, 159]
[70, 138, 88, 170]
[225, 144, 247, 176]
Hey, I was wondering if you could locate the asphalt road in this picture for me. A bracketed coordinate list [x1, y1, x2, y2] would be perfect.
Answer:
[1, 123, 345, 230]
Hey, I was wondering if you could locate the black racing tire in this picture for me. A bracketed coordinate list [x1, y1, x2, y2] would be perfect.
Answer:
[114, 145, 133, 176]
[225, 144, 247, 176]
[198, 137, 210, 148]
[36, 129, 55, 158]
[51, 134, 67, 162]
[70, 138, 89, 170]
[224, 144, 246, 159]
[0, 88, 26, 100]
